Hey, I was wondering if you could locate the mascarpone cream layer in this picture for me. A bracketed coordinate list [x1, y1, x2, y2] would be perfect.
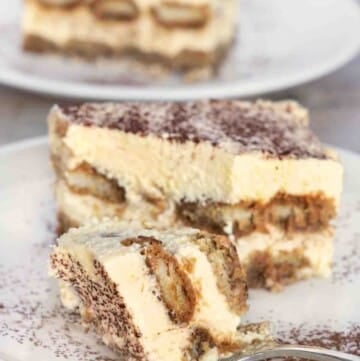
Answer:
[23, 0, 237, 56]
[60, 123, 343, 206]
[55, 223, 242, 359]
[236, 226, 334, 279]
[106, 251, 190, 361]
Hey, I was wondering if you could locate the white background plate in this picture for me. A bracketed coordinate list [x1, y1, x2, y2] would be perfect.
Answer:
[0, 138, 359, 360]
[0, 0, 359, 100]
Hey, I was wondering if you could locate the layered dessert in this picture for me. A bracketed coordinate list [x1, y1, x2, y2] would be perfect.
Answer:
[22, 0, 238, 72]
[50, 222, 270, 361]
[48, 100, 343, 290]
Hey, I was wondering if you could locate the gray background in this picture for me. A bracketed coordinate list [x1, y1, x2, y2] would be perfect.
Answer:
[0, 55, 359, 153]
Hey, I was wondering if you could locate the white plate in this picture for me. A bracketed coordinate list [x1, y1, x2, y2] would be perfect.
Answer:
[0, 137, 359, 360]
[0, 0, 359, 101]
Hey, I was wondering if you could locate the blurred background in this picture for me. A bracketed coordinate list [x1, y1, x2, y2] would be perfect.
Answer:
[0, 54, 360, 153]
[1, 55, 359, 152]
[0, 0, 359, 152]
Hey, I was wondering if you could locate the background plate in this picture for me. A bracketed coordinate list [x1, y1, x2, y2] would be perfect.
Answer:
[0, 138, 359, 360]
[0, 0, 359, 100]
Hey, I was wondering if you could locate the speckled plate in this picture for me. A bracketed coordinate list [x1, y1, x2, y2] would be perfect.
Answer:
[0, 0, 359, 100]
[0, 137, 359, 361]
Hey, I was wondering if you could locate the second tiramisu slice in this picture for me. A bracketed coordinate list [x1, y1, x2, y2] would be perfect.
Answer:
[23, 0, 239, 73]
[50, 222, 270, 361]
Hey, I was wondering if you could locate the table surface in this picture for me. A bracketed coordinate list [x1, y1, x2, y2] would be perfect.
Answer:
[0, 55, 359, 154]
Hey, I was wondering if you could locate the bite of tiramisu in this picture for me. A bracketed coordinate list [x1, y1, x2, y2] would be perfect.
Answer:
[48, 100, 343, 290]
[49, 222, 271, 361]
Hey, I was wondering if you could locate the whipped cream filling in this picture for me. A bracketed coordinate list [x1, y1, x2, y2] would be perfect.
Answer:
[23, 0, 237, 56]
[60, 124, 343, 206]
[105, 251, 190, 361]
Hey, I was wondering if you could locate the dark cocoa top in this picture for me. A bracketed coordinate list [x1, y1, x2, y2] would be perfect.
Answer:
[59, 100, 329, 159]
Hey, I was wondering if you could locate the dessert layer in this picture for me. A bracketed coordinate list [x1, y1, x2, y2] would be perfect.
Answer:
[55, 200, 334, 292]
[237, 227, 333, 290]
[55, 179, 174, 229]
[53, 149, 336, 236]
[177, 194, 335, 236]
[50, 223, 266, 361]
[53, 157, 126, 203]
[55, 179, 336, 240]
[23, 34, 230, 70]
[23, 0, 237, 63]
[49, 101, 343, 207]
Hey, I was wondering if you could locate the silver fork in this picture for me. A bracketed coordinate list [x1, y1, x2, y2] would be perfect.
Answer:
[1, 345, 358, 361]
[221, 344, 360, 361]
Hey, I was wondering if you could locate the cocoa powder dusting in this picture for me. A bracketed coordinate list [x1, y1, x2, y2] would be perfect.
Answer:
[332, 199, 360, 285]
[59, 100, 328, 159]
[0, 200, 117, 361]
[277, 324, 360, 355]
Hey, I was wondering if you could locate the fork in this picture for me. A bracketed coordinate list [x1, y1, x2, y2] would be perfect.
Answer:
[221, 344, 360, 361]
[1, 345, 358, 361]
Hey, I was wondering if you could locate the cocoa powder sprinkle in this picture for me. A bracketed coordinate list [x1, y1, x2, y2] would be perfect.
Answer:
[59, 100, 328, 159]
[277, 324, 360, 355]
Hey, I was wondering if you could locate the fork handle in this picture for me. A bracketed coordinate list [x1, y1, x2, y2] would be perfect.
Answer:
[233, 345, 360, 361]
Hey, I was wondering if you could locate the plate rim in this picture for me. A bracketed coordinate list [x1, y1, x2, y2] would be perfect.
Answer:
[0, 0, 359, 100]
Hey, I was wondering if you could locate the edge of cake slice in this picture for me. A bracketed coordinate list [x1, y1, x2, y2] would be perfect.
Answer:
[49, 222, 271, 361]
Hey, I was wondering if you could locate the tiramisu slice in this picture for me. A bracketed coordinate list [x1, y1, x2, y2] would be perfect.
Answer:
[48, 100, 343, 290]
[22, 0, 238, 72]
[50, 222, 270, 361]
